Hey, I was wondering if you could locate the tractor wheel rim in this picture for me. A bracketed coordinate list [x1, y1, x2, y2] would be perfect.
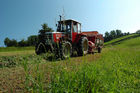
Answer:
[83, 40, 88, 53]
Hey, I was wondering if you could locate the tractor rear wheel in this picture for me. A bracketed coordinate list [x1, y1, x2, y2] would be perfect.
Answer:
[60, 41, 72, 59]
[35, 42, 46, 55]
[77, 37, 88, 56]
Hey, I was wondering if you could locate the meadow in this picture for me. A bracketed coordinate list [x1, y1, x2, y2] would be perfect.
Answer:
[0, 35, 140, 93]
[0, 47, 35, 56]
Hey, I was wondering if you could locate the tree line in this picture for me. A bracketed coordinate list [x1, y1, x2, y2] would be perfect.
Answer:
[4, 23, 53, 47]
[104, 30, 130, 42]
[4, 35, 38, 47]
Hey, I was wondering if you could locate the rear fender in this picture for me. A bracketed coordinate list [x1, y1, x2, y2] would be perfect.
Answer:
[75, 33, 87, 43]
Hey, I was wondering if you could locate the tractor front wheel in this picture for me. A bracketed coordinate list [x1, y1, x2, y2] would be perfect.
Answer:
[35, 42, 46, 55]
[60, 41, 72, 59]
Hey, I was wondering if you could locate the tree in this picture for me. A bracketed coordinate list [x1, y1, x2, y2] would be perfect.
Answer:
[110, 30, 116, 39]
[105, 31, 109, 38]
[104, 31, 110, 42]
[39, 23, 54, 34]
[104, 29, 128, 42]
[4, 37, 18, 47]
[136, 30, 140, 34]
[116, 30, 122, 37]
[4, 37, 11, 47]
[127, 32, 130, 35]
[18, 39, 28, 47]
[38, 23, 54, 43]
[123, 32, 127, 36]
[11, 39, 18, 47]
[27, 35, 38, 46]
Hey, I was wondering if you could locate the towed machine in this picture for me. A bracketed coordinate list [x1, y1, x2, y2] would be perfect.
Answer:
[35, 16, 104, 59]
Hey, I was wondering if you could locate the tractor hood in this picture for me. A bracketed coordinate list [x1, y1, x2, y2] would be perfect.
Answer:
[45, 32, 65, 43]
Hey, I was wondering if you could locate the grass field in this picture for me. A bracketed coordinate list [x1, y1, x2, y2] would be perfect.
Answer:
[0, 47, 35, 56]
[0, 35, 140, 93]
[0, 46, 35, 52]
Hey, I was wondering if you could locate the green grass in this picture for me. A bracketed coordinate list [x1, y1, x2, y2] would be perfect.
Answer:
[45, 37, 140, 93]
[0, 36, 140, 92]
[0, 46, 35, 56]
[104, 33, 140, 46]
[0, 46, 35, 52]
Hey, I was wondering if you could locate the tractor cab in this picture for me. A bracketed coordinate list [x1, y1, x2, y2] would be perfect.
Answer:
[57, 19, 81, 42]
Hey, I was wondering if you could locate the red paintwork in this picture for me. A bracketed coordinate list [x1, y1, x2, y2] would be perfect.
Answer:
[74, 33, 83, 43]
[82, 31, 99, 44]
[97, 34, 104, 41]
[88, 41, 95, 53]
[53, 33, 62, 43]
[81, 31, 104, 52]
[72, 32, 78, 43]
[52, 31, 103, 53]
[82, 31, 104, 42]
[82, 31, 98, 35]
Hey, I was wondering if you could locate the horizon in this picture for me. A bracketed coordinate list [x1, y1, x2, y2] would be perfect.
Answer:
[1, 0, 140, 47]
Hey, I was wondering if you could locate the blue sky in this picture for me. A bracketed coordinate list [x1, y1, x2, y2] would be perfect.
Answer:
[0, 0, 140, 47]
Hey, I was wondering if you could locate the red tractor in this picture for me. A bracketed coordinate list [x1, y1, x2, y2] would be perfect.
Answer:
[35, 16, 104, 59]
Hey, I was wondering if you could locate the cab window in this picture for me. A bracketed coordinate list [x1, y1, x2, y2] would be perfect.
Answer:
[78, 23, 81, 33]
[73, 23, 77, 32]
[66, 22, 71, 33]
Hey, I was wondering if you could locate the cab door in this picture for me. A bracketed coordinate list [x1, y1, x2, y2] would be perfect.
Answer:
[72, 22, 81, 43]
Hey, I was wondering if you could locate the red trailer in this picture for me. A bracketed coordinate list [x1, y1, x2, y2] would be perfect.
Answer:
[82, 31, 104, 53]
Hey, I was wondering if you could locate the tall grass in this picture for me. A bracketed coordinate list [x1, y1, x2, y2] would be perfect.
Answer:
[22, 44, 140, 92]
[0, 36, 140, 92]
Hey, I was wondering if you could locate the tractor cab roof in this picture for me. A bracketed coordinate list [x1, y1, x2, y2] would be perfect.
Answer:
[58, 19, 81, 24]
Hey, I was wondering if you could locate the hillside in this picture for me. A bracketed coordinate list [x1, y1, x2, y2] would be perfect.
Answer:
[0, 35, 140, 93]
[104, 33, 140, 46]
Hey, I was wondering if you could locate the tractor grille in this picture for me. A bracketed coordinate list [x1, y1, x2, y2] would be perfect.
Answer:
[45, 33, 53, 43]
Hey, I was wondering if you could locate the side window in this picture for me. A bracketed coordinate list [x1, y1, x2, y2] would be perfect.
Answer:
[78, 23, 81, 33]
[62, 24, 66, 31]
[66, 23, 71, 33]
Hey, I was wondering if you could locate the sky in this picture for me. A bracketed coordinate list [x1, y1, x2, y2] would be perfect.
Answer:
[0, 0, 140, 47]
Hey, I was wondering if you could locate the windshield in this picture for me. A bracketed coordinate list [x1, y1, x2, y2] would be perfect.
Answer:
[57, 22, 71, 32]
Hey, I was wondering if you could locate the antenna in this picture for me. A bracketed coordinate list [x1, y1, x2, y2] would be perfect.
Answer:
[62, 6, 65, 21]
[55, 17, 57, 32]
[62, 7, 66, 31]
